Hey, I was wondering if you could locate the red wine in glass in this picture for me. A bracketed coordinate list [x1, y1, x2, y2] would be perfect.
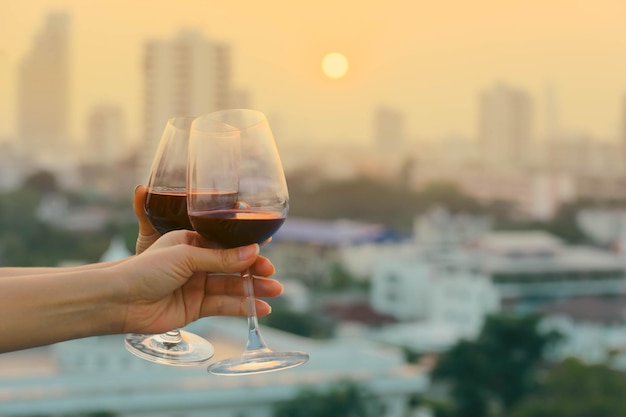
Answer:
[189, 208, 285, 249]
[145, 190, 193, 234]
[187, 191, 284, 247]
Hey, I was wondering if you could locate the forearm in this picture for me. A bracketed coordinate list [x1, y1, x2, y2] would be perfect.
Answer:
[0, 258, 132, 278]
[0, 268, 122, 353]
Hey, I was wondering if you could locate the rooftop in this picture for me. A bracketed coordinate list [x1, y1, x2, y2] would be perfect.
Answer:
[433, 231, 626, 274]
[274, 217, 389, 245]
[472, 230, 563, 256]
[540, 295, 626, 323]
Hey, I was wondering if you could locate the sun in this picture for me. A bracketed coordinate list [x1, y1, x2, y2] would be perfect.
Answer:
[321, 52, 349, 79]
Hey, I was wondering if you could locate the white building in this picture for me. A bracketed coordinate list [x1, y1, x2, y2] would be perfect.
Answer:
[369, 209, 500, 344]
[412, 207, 491, 249]
[471, 231, 626, 302]
[368, 228, 626, 355]
[371, 255, 435, 322]
[370, 247, 500, 349]
[538, 295, 626, 366]
[340, 241, 415, 282]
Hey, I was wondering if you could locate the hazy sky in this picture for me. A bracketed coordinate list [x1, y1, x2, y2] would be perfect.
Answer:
[2, 0, 626, 146]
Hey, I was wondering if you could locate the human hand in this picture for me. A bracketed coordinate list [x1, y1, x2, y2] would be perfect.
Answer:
[109, 230, 282, 335]
[133, 185, 161, 254]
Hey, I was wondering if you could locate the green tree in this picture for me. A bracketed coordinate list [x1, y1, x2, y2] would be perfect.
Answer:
[287, 175, 418, 231]
[509, 358, 626, 417]
[0, 187, 124, 266]
[287, 175, 487, 232]
[325, 262, 367, 291]
[273, 380, 383, 417]
[398, 156, 416, 190]
[542, 202, 589, 244]
[23, 170, 59, 194]
[432, 314, 560, 417]
[417, 182, 484, 214]
[495, 201, 589, 244]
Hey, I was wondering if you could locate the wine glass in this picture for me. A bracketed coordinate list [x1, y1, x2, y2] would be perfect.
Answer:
[124, 116, 216, 366]
[187, 109, 309, 375]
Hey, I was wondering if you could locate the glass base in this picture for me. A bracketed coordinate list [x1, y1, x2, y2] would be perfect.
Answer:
[124, 330, 215, 366]
[208, 350, 309, 376]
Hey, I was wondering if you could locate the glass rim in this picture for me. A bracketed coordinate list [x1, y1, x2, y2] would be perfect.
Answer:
[192, 108, 267, 133]
[167, 115, 196, 131]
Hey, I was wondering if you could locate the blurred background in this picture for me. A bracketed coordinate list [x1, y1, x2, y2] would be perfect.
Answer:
[3, 1, 626, 416]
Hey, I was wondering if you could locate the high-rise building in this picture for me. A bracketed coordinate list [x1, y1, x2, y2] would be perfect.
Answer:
[621, 94, 626, 160]
[229, 89, 251, 110]
[17, 12, 71, 160]
[85, 105, 126, 166]
[140, 30, 232, 181]
[478, 83, 532, 167]
[544, 82, 560, 142]
[373, 106, 406, 150]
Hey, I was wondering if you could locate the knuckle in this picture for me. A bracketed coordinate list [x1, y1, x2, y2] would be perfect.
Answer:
[217, 249, 232, 271]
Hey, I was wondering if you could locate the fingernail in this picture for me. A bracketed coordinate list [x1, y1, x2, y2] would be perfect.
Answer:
[239, 244, 259, 260]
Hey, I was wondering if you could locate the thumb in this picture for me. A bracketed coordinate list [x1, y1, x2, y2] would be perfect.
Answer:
[183, 243, 261, 275]
[134, 185, 160, 255]
[134, 185, 157, 235]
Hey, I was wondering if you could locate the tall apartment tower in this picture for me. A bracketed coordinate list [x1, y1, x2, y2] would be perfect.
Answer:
[544, 82, 560, 142]
[17, 12, 71, 159]
[479, 84, 532, 167]
[140, 30, 232, 180]
[85, 105, 126, 167]
[374, 106, 406, 150]
[622, 95, 626, 161]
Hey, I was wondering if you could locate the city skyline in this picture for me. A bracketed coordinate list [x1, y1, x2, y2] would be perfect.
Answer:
[2, 0, 626, 148]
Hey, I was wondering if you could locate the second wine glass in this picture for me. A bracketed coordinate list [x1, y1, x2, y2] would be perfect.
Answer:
[187, 109, 309, 375]
[124, 116, 216, 366]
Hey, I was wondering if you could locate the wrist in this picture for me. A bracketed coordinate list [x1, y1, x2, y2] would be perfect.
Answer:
[57, 267, 122, 338]
[98, 260, 136, 335]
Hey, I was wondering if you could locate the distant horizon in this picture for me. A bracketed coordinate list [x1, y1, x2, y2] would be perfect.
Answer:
[2, 0, 626, 147]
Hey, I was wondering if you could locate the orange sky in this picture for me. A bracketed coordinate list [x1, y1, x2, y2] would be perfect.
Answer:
[2, 0, 626, 146]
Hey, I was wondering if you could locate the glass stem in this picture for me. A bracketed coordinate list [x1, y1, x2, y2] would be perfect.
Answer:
[242, 268, 270, 353]
[157, 329, 183, 345]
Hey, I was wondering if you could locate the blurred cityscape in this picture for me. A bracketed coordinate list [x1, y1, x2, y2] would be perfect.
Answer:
[3, 9, 626, 417]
